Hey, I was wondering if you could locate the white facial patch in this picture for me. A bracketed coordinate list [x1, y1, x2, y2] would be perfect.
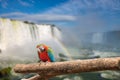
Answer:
[37, 48, 41, 53]
[40, 46, 45, 51]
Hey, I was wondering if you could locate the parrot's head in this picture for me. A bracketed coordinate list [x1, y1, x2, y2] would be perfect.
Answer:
[36, 44, 48, 53]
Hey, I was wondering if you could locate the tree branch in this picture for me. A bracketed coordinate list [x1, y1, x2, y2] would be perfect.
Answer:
[14, 57, 120, 80]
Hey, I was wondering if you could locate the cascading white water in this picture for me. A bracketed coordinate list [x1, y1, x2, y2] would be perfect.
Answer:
[0, 18, 67, 66]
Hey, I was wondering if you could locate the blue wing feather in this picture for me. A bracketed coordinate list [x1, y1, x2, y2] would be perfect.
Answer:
[47, 47, 55, 62]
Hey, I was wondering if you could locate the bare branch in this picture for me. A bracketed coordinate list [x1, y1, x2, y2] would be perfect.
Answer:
[21, 74, 42, 80]
[14, 57, 120, 80]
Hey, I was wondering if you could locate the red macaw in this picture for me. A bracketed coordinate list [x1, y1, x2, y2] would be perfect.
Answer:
[36, 44, 55, 62]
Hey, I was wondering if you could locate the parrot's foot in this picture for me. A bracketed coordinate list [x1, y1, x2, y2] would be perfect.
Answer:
[38, 60, 44, 66]
[38, 60, 42, 63]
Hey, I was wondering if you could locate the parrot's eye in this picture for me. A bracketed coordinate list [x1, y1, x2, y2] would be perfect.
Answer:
[40, 46, 45, 52]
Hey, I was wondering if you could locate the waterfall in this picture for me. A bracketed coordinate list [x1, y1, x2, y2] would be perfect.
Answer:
[0, 18, 67, 64]
[92, 32, 104, 44]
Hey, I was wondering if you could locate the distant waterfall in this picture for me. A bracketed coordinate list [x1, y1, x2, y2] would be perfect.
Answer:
[92, 33, 104, 44]
[0, 18, 66, 62]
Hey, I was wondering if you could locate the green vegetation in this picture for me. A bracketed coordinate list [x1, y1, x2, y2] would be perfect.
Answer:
[0, 67, 12, 80]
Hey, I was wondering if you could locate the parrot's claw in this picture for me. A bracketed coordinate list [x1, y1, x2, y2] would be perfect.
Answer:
[38, 60, 42, 63]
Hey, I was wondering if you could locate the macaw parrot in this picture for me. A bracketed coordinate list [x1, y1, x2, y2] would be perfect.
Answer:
[36, 44, 55, 62]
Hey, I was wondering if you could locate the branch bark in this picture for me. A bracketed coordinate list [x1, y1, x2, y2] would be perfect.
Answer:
[14, 57, 120, 80]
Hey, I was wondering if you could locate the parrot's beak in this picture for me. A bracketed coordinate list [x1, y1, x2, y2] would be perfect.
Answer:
[37, 48, 41, 53]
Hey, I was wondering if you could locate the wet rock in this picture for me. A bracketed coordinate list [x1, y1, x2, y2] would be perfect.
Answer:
[63, 78, 71, 80]
[101, 71, 120, 80]
[73, 76, 81, 80]
[59, 53, 68, 58]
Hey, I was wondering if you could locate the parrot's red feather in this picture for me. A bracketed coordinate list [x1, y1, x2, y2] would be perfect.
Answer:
[38, 51, 51, 62]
